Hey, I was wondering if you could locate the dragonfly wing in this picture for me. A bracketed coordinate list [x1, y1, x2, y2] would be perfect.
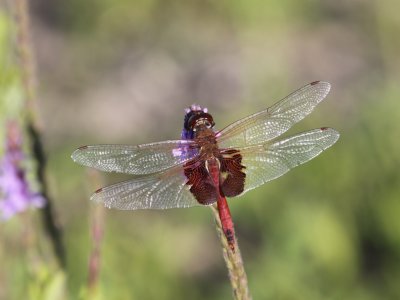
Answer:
[71, 140, 199, 175]
[217, 81, 331, 148]
[223, 127, 339, 196]
[91, 167, 201, 210]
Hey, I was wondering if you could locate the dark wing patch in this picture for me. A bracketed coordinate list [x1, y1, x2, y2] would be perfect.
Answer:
[183, 159, 218, 205]
[219, 149, 246, 197]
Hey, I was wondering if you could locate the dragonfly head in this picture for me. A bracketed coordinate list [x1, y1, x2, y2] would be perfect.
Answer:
[182, 104, 215, 139]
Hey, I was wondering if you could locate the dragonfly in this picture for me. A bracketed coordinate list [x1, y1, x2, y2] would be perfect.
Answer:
[72, 81, 339, 251]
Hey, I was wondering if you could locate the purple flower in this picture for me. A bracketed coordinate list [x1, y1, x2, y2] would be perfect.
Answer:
[0, 122, 45, 220]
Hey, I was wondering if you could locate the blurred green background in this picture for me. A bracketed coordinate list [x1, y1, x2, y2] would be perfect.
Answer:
[1, 0, 400, 299]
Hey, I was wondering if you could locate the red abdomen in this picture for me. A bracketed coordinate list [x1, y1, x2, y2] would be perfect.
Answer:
[207, 158, 236, 251]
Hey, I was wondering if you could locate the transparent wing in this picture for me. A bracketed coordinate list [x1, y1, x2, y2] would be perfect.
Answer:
[91, 167, 201, 210]
[217, 81, 331, 148]
[71, 140, 199, 175]
[236, 127, 339, 195]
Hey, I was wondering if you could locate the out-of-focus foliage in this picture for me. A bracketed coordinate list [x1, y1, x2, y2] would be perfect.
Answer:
[0, 9, 67, 300]
[0, 12, 20, 142]
[1, 0, 400, 299]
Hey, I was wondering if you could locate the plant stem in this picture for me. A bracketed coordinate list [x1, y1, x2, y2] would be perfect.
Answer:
[13, 0, 66, 268]
[13, 0, 39, 124]
[86, 169, 105, 297]
[211, 205, 252, 300]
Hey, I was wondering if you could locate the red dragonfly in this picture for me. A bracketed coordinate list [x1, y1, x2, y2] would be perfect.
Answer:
[72, 81, 339, 251]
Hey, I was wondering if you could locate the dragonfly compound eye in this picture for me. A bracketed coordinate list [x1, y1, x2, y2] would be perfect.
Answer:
[186, 112, 214, 131]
